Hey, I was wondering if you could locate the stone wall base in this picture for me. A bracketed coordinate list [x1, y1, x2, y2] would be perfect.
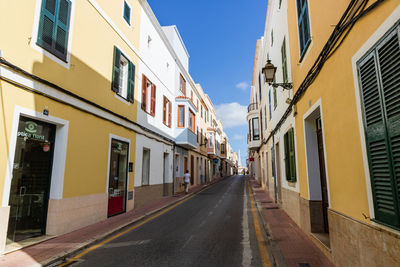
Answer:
[134, 183, 172, 209]
[281, 187, 301, 226]
[46, 193, 108, 236]
[329, 209, 400, 267]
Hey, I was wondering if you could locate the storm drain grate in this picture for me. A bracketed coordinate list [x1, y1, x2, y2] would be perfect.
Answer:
[298, 263, 311, 267]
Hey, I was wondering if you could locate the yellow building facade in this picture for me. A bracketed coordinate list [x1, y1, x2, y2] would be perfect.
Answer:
[285, 0, 400, 265]
[0, 0, 145, 253]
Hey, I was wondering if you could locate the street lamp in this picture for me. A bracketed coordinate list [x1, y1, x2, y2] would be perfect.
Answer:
[262, 59, 293, 90]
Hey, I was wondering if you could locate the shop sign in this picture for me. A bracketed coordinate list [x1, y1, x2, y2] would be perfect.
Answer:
[43, 144, 50, 152]
[17, 121, 46, 141]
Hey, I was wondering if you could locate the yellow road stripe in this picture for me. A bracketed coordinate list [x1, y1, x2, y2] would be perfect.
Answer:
[58, 190, 202, 267]
[247, 181, 272, 267]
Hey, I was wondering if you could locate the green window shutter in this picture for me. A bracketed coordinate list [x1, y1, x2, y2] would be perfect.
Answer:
[284, 131, 290, 181]
[112, 47, 121, 93]
[289, 128, 297, 182]
[37, 0, 71, 61]
[54, 0, 71, 60]
[358, 25, 400, 228]
[127, 61, 135, 103]
[376, 27, 400, 224]
[281, 38, 288, 83]
[38, 0, 57, 49]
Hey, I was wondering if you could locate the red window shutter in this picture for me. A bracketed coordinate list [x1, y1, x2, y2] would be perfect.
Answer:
[168, 101, 172, 127]
[150, 83, 156, 116]
[163, 96, 166, 124]
[141, 75, 147, 110]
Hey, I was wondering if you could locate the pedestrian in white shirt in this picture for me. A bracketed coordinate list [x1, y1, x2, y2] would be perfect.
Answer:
[183, 170, 190, 194]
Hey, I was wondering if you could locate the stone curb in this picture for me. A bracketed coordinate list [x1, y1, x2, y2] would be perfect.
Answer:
[247, 178, 288, 267]
[44, 176, 230, 267]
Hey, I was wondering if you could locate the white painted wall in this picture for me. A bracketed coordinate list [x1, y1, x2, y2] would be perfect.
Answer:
[134, 134, 173, 187]
[162, 26, 189, 72]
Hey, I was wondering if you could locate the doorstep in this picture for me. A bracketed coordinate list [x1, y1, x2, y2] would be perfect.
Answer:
[4, 235, 56, 254]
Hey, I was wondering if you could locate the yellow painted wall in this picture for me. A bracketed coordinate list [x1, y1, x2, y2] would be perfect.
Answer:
[0, 81, 136, 200]
[0, 0, 142, 200]
[0, 0, 141, 121]
[287, 0, 399, 221]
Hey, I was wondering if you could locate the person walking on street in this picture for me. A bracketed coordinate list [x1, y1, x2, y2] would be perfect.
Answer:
[184, 170, 190, 194]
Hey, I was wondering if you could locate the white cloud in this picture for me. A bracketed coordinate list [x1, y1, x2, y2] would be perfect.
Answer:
[232, 134, 245, 140]
[236, 82, 249, 91]
[215, 102, 247, 129]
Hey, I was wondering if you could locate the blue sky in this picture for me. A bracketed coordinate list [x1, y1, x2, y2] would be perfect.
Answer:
[148, 0, 268, 165]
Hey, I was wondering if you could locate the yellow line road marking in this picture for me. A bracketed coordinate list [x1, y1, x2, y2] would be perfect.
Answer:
[57, 190, 201, 267]
[247, 181, 272, 267]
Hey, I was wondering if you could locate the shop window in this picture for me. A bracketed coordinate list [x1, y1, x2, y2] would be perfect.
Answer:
[141, 75, 156, 116]
[296, 0, 311, 58]
[357, 23, 400, 229]
[178, 105, 185, 127]
[284, 128, 296, 182]
[37, 0, 71, 61]
[142, 149, 150, 185]
[112, 47, 135, 102]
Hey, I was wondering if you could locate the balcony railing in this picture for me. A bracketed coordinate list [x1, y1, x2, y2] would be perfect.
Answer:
[247, 103, 258, 112]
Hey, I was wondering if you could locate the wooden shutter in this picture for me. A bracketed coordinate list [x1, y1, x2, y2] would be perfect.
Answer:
[127, 61, 135, 103]
[112, 47, 121, 92]
[281, 38, 288, 83]
[168, 101, 172, 127]
[54, 0, 71, 59]
[358, 26, 400, 227]
[289, 128, 296, 182]
[141, 75, 147, 110]
[38, 0, 57, 49]
[284, 131, 290, 180]
[163, 96, 167, 124]
[150, 84, 156, 116]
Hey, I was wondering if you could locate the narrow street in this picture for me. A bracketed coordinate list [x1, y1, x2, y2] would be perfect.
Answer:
[62, 176, 270, 267]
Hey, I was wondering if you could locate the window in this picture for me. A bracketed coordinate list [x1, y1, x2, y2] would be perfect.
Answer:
[271, 29, 274, 46]
[248, 120, 252, 142]
[142, 148, 150, 185]
[221, 144, 225, 154]
[163, 96, 171, 127]
[178, 105, 185, 127]
[179, 74, 186, 95]
[189, 109, 196, 133]
[37, 0, 71, 61]
[123, 1, 131, 25]
[141, 75, 156, 116]
[112, 47, 135, 102]
[190, 91, 193, 102]
[258, 73, 262, 100]
[201, 129, 204, 144]
[273, 87, 277, 110]
[357, 24, 400, 229]
[279, 0, 282, 9]
[281, 37, 288, 83]
[296, 0, 311, 58]
[201, 105, 203, 118]
[252, 118, 260, 140]
[209, 133, 213, 147]
[268, 90, 272, 119]
[284, 128, 296, 182]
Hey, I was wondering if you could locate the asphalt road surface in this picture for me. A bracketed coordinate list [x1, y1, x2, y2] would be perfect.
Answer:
[66, 176, 271, 267]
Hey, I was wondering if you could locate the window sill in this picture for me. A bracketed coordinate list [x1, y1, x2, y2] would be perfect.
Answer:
[36, 42, 68, 63]
[163, 122, 171, 128]
[141, 108, 155, 117]
[115, 93, 132, 105]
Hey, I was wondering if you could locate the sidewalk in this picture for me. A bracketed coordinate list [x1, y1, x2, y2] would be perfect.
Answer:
[249, 178, 334, 267]
[0, 177, 228, 267]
